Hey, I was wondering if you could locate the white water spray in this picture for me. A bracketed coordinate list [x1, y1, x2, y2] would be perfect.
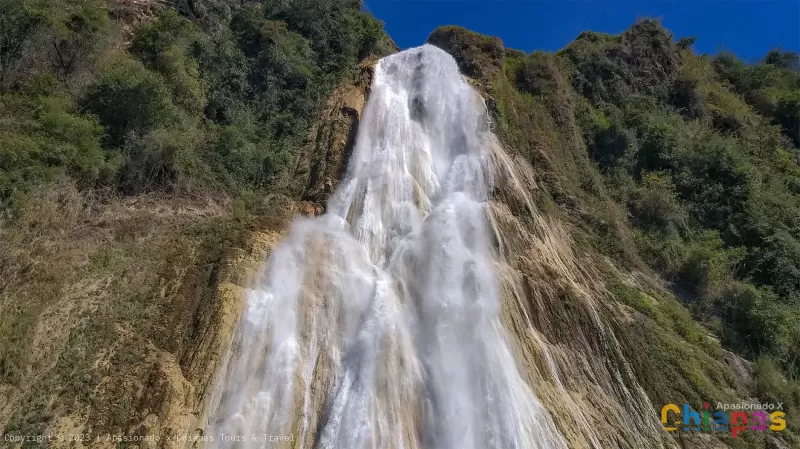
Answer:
[208, 45, 568, 449]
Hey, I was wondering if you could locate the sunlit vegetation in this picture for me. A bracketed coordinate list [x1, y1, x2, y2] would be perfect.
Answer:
[1, 0, 798, 443]
[428, 19, 800, 441]
[0, 0, 392, 203]
[0, 0, 392, 439]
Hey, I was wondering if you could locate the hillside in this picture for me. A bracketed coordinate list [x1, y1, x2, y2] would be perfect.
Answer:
[428, 20, 800, 446]
[0, 0, 798, 448]
[0, 0, 395, 441]
[429, 22, 800, 448]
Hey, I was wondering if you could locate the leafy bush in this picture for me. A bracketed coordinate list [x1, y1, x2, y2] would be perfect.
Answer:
[670, 74, 706, 119]
[84, 60, 179, 148]
[628, 172, 687, 234]
[775, 91, 800, 147]
[676, 36, 696, 50]
[130, 11, 208, 114]
[515, 52, 574, 127]
[254, 20, 317, 117]
[673, 54, 753, 132]
[755, 357, 799, 415]
[0, 87, 113, 202]
[208, 123, 290, 188]
[0, 0, 112, 90]
[270, 0, 388, 73]
[747, 230, 800, 299]
[633, 112, 686, 172]
[721, 284, 800, 375]
[763, 49, 799, 71]
[589, 122, 635, 169]
[427, 26, 504, 80]
[118, 127, 207, 193]
[560, 19, 681, 105]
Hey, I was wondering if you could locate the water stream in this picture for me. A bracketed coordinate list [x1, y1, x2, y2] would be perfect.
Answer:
[208, 44, 568, 449]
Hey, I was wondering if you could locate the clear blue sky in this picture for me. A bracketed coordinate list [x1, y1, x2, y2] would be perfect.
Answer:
[364, 0, 800, 62]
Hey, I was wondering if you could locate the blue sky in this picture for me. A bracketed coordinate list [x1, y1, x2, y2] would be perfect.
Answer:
[364, 0, 800, 62]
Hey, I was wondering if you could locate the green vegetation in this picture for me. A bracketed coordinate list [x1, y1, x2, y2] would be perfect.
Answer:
[427, 19, 800, 441]
[1, 0, 798, 443]
[0, 0, 391, 203]
[0, 0, 392, 441]
[428, 26, 504, 80]
[559, 23, 800, 382]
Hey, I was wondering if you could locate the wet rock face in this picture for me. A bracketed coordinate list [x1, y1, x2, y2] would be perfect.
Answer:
[276, 45, 726, 449]
[208, 44, 572, 449]
[200, 45, 684, 449]
[302, 59, 375, 207]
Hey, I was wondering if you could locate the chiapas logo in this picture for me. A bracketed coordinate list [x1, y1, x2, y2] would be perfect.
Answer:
[661, 401, 786, 438]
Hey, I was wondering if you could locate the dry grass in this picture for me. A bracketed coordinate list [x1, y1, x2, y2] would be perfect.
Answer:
[0, 179, 291, 441]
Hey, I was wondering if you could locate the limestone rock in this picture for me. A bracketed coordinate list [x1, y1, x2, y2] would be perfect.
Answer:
[301, 59, 377, 207]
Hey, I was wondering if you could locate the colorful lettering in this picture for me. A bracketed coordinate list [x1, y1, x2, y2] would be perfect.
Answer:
[660, 402, 787, 438]
[770, 411, 786, 432]
[683, 403, 701, 432]
[750, 411, 768, 431]
[730, 411, 748, 438]
[711, 410, 728, 432]
[661, 404, 680, 431]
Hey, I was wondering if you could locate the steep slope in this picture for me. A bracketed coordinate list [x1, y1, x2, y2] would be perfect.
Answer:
[209, 45, 575, 449]
[1, 1, 798, 448]
[211, 43, 675, 449]
[428, 22, 799, 448]
[204, 31, 796, 449]
[0, 0, 392, 444]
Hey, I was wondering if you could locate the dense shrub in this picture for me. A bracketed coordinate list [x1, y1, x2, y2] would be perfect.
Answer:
[76, 1, 392, 195]
[515, 52, 575, 128]
[209, 123, 290, 188]
[628, 172, 687, 234]
[427, 26, 504, 80]
[84, 61, 180, 148]
[763, 49, 800, 71]
[755, 356, 800, 433]
[775, 91, 800, 147]
[270, 0, 390, 72]
[560, 19, 681, 105]
[118, 127, 207, 193]
[130, 10, 208, 113]
[713, 49, 800, 144]
[1, 0, 111, 89]
[542, 19, 800, 388]
[590, 122, 635, 169]
[0, 86, 113, 202]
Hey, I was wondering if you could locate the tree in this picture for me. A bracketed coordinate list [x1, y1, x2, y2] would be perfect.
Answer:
[677, 36, 696, 50]
[83, 60, 178, 148]
[775, 91, 800, 147]
[763, 48, 799, 71]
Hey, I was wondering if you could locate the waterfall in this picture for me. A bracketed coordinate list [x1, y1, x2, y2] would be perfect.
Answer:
[208, 44, 568, 449]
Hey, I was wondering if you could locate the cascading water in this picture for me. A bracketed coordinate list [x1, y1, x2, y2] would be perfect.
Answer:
[208, 45, 568, 449]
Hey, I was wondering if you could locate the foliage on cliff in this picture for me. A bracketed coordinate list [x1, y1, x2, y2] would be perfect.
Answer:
[0, 0, 391, 440]
[0, 0, 392, 203]
[429, 21, 800, 444]
[2, 0, 798, 445]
